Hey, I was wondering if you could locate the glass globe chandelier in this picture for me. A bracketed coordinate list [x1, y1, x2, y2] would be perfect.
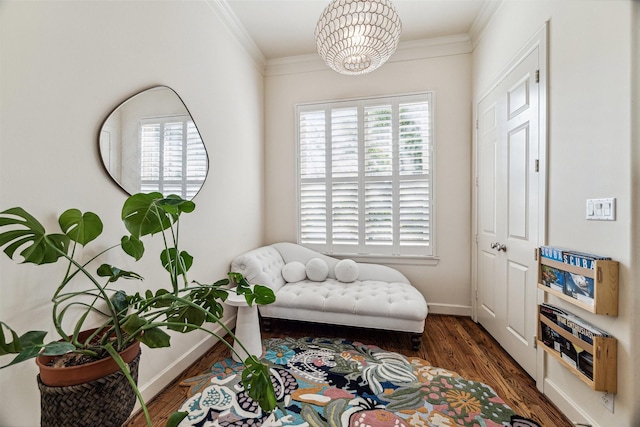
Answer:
[315, 0, 402, 76]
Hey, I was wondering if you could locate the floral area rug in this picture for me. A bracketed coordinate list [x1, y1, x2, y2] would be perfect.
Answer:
[178, 337, 536, 427]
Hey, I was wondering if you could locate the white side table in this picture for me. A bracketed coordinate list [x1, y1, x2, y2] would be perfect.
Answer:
[225, 292, 263, 362]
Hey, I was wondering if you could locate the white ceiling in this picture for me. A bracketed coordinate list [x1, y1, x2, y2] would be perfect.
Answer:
[223, 0, 495, 60]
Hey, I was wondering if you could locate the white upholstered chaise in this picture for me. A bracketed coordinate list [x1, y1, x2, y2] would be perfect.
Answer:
[230, 242, 428, 350]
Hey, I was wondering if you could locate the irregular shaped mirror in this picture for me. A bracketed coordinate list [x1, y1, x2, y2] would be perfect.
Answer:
[99, 86, 208, 199]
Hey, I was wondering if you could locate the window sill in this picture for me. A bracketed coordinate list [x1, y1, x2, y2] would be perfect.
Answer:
[325, 253, 440, 267]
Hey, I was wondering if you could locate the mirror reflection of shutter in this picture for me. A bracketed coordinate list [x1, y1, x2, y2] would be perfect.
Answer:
[186, 121, 207, 199]
[140, 123, 161, 193]
[162, 121, 185, 196]
[299, 111, 327, 245]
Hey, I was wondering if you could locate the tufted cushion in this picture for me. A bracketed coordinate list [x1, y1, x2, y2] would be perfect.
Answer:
[305, 258, 329, 281]
[271, 279, 428, 322]
[230, 247, 286, 292]
[334, 259, 359, 282]
[282, 261, 306, 283]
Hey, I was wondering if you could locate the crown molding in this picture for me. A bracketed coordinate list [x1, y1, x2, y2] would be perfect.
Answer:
[209, 0, 500, 77]
[265, 34, 473, 77]
[468, 0, 504, 49]
[205, 0, 267, 73]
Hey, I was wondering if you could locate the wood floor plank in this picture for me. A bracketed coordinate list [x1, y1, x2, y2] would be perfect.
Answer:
[124, 315, 574, 427]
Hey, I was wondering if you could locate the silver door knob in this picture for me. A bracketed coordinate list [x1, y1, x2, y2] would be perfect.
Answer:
[490, 242, 498, 249]
[497, 244, 507, 252]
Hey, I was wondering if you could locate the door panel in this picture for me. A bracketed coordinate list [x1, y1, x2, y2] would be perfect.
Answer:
[479, 250, 497, 318]
[476, 46, 541, 378]
[508, 77, 530, 119]
[508, 123, 529, 239]
[506, 260, 528, 342]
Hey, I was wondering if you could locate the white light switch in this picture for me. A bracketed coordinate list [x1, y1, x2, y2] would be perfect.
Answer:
[586, 198, 616, 221]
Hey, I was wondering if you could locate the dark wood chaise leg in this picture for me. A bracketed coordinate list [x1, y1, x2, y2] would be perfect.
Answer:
[411, 333, 422, 351]
[263, 317, 272, 332]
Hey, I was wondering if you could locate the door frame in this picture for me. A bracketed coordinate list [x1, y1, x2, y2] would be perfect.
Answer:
[471, 22, 549, 390]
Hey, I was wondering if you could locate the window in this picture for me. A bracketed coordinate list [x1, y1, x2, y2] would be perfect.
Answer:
[297, 93, 434, 258]
[139, 115, 207, 199]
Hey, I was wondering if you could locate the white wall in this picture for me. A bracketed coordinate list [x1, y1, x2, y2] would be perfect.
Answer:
[473, 1, 636, 425]
[0, 1, 265, 425]
[264, 51, 473, 315]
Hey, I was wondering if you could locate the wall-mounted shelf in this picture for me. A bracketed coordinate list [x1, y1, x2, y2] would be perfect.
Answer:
[537, 250, 619, 316]
[537, 310, 617, 393]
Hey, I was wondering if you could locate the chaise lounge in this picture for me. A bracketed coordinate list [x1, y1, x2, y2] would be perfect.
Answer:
[230, 242, 429, 350]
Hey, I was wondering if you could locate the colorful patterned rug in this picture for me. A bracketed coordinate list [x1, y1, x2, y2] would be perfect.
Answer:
[178, 337, 539, 427]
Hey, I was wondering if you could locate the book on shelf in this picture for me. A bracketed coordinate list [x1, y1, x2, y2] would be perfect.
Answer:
[541, 265, 565, 292]
[564, 271, 595, 305]
[539, 304, 610, 346]
[539, 246, 611, 305]
[538, 303, 609, 381]
[539, 246, 611, 270]
[560, 340, 594, 380]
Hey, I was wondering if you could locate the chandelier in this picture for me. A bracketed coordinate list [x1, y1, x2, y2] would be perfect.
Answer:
[315, 0, 402, 75]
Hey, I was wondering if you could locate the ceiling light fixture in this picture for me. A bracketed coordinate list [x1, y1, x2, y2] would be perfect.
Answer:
[315, 0, 402, 76]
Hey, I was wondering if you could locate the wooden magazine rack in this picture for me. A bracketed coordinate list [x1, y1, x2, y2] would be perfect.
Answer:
[536, 248, 618, 392]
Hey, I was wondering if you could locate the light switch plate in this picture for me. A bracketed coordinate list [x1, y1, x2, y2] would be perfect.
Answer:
[586, 198, 616, 221]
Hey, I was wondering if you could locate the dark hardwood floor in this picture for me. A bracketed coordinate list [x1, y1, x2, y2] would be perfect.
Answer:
[124, 314, 574, 427]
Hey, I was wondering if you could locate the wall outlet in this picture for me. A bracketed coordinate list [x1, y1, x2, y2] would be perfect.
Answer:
[601, 392, 614, 413]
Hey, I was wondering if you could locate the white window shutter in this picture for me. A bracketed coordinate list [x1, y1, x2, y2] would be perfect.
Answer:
[297, 93, 433, 257]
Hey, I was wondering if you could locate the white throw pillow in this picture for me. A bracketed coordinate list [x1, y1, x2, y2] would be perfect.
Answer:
[305, 258, 329, 282]
[281, 261, 307, 283]
[335, 259, 359, 283]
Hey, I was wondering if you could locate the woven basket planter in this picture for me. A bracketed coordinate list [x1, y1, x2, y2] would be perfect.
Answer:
[37, 350, 141, 427]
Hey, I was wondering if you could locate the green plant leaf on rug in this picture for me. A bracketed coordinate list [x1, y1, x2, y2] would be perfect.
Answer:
[166, 411, 189, 427]
[242, 355, 277, 412]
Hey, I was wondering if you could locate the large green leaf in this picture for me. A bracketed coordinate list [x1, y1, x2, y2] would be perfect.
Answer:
[160, 248, 193, 277]
[138, 327, 171, 348]
[241, 356, 277, 412]
[111, 290, 130, 317]
[40, 341, 76, 356]
[229, 272, 275, 306]
[166, 412, 189, 427]
[58, 209, 103, 246]
[0, 208, 69, 264]
[251, 285, 276, 305]
[188, 286, 227, 319]
[157, 195, 195, 216]
[97, 264, 144, 283]
[121, 193, 171, 238]
[0, 326, 49, 369]
[166, 302, 207, 333]
[121, 314, 171, 348]
[121, 235, 144, 260]
[0, 324, 46, 355]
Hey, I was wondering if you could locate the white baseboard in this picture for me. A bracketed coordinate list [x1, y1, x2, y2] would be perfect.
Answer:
[543, 377, 597, 427]
[427, 303, 472, 317]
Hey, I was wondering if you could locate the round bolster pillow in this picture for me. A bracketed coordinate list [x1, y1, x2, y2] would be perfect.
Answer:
[335, 259, 359, 282]
[306, 258, 329, 281]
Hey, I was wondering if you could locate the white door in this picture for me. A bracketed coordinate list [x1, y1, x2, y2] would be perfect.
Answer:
[475, 40, 545, 378]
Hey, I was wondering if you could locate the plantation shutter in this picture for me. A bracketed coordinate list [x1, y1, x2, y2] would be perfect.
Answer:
[297, 93, 434, 257]
[139, 115, 206, 199]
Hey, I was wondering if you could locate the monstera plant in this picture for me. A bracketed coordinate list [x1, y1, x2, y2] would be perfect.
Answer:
[0, 192, 276, 427]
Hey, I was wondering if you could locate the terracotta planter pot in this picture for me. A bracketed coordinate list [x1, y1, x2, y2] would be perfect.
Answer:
[35, 328, 141, 387]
